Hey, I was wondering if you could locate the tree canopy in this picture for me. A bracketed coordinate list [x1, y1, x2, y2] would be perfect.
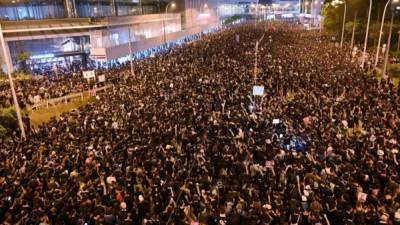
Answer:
[322, 0, 400, 46]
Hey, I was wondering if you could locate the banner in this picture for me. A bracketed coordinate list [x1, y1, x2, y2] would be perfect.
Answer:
[252, 85, 264, 96]
[83, 70, 95, 79]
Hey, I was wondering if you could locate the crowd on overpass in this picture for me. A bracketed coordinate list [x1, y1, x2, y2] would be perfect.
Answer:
[0, 23, 400, 225]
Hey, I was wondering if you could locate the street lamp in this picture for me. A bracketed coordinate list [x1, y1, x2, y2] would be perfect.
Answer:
[312, 0, 319, 27]
[200, 3, 208, 14]
[271, 4, 278, 20]
[305, 1, 309, 14]
[350, 10, 358, 53]
[332, 0, 346, 48]
[382, 1, 400, 76]
[361, 0, 372, 69]
[199, 3, 208, 38]
[256, 0, 260, 24]
[261, 5, 267, 20]
[127, 27, 135, 77]
[374, 0, 399, 70]
[163, 2, 176, 44]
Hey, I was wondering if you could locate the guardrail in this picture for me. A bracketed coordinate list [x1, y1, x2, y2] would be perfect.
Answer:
[27, 84, 111, 110]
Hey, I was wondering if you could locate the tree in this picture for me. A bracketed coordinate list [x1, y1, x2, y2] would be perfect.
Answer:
[321, 3, 342, 34]
[0, 107, 18, 134]
[345, 20, 364, 44]
[321, 0, 390, 44]
[16, 52, 30, 73]
[0, 55, 5, 79]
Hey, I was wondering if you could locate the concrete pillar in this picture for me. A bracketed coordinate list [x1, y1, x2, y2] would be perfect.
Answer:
[64, 0, 77, 18]
[111, 0, 117, 16]
[0, 40, 13, 74]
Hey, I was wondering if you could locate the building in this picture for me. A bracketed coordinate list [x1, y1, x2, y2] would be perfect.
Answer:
[217, 0, 300, 21]
[0, 0, 220, 73]
[298, 0, 324, 28]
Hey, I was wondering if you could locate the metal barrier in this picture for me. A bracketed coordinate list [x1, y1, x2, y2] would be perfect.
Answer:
[27, 85, 111, 110]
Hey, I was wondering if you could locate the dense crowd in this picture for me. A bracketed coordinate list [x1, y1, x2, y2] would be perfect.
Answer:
[0, 23, 400, 225]
[0, 74, 90, 108]
[0, 32, 205, 109]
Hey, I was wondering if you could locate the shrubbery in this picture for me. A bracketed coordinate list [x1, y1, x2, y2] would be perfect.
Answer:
[0, 107, 19, 139]
[0, 70, 33, 81]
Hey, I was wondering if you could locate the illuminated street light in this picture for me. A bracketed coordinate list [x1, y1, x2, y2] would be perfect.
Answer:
[331, 0, 346, 48]
[382, 0, 400, 75]
[304, 1, 310, 14]
[163, 2, 176, 44]
[374, 0, 400, 69]
[200, 3, 209, 15]
[361, 0, 372, 68]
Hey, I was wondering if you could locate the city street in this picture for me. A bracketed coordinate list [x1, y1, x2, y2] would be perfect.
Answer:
[0, 22, 399, 224]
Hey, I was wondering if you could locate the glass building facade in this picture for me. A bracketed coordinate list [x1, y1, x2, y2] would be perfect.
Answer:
[0, 0, 219, 73]
[0, 0, 164, 20]
[0, 0, 65, 20]
[8, 36, 90, 70]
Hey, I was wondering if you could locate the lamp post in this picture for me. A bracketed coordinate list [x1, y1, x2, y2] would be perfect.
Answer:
[361, 0, 372, 69]
[340, 1, 346, 48]
[382, 2, 399, 76]
[199, 3, 208, 38]
[254, 34, 265, 84]
[350, 11, 358, 53]
[0, 24, 26, 138]
[127, 27, 135, 77]
[312, 1, 320, 28]
[305, 1, 309, 14]
[272, 4, 277, 20]
[374, 0, 399, 70]
[382, 12, 395, 77]
[200, 3, 208, 14]
[331, 0, 346, 48]
[397, 31, 400, 53]
[256, 0, 259, 23]
[311, 0, 315, 26]
[163, 2, 176, 44]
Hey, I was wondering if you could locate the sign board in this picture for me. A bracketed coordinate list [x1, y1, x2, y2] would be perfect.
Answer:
[98, 75, 106, 83]
[83, 70, 95, 79]
[252, 85, 264, 96]
[272, 119, 281, 124]
[90, 47, 107, 62]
